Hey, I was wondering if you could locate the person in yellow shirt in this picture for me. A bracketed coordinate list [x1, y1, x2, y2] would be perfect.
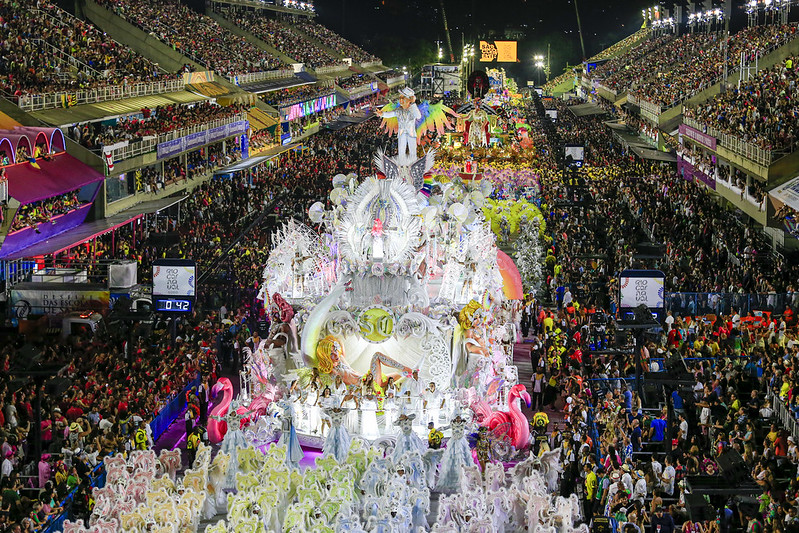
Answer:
[543, 313, 554, 333]
[584, 463, 598, 500]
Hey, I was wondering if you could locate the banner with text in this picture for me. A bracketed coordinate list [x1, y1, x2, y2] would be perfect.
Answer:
[679, 123, 717, 150]
[157, 121, 249, 161]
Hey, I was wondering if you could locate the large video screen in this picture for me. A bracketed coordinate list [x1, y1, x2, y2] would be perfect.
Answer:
[281, 93, 337, 122]
[153, 260, 196, 297]
[479, 41, 518, 63]
[619, 270, 666, 310]
[565, 144, 585, 166]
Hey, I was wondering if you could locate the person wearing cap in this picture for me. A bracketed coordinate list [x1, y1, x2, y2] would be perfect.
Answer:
[650, 504, 676, 533]
[374, 87, 421, 164]
[621, 463, 634, 493]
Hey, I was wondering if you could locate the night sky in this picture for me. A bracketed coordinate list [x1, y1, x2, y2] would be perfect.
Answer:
[314, 0, 738, 83]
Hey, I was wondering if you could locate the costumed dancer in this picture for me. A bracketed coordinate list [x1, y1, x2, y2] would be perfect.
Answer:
[322, 407, 351, 463]
[276, 397, 304, 470]
[216, 403, 248, 489]
[361, 393, 381, 441]
[264, 293, 299, 378]
[435, 414, 473, 492]
[393, 413, 427, 462]
[375, 87, 421, 165]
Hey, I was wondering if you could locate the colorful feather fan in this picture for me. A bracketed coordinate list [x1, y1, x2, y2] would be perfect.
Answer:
[378, 101, 457, 140]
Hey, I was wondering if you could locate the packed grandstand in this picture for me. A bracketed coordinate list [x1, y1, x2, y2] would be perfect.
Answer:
[0, 1, 798, 533]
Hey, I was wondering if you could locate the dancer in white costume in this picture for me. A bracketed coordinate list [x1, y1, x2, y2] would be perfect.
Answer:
[435, 414, 474, 492]
[322, 406, 351, 463]
[212, 403, 248, 490]
[360, 394, 380, 441]
[374, 87, 421, 165]
[392, 413, 427, 461]
[276, 397, 304, 470]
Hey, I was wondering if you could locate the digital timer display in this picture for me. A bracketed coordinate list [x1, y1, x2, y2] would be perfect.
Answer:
[154, 298, 193, 312]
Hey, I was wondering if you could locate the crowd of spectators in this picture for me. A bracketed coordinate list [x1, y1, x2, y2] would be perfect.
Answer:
[0, 304, 219, 530]
[599, 33, 719, 94]
[295, 19, 379, 63]
[261, 84, 335, 108]
[335, 73, 373, 90]
[96, 0, 286, 77]
[70, 102, 247, 152]
[0, 0, 174, 98]
[10, 191, 86, 234]
[522, 93, 799, 533]
[373, 70, 404, 82]
[631, 24, 799, 108]
[220, 11, 339, 69]
[684, 56, 799, 153]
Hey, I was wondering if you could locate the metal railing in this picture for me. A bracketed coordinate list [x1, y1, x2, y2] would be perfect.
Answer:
[15, 78, 186, 112]
[773, 393, 799, 443]
[315, 64, 349, 75]
[683, 116, 774, 167]
[231, 69, 295, 86]
[105, 112, 248, 162]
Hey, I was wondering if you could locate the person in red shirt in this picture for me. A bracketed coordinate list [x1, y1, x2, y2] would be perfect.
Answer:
[775, 430, 789, 457]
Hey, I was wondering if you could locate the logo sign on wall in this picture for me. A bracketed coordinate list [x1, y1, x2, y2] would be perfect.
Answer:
[479, 41, 518, 63]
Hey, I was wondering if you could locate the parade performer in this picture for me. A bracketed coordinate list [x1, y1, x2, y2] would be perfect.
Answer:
[435, 414, 474, 492]
[322, 407, 351, 463]
[215, 404, 248, 489]
[263, 293, 299, 377]
[376, 88, 456, 165]
[276, 397, 304, 470]
[393, 413, 427, 461]
[463, 99, 491, 148]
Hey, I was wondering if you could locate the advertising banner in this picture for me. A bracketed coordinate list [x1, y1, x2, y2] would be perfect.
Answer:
[156, 121, 250, 160]
[479, 41, 518, 62]
[157, 138, 183, 161]
[11, 284, 110, 317]
[679, 124, 717, 150]
[184, 131, 207, 152]
[208, 125, 228, 143]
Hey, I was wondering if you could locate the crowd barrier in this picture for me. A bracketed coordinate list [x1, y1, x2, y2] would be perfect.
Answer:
[666, 292, 796, 317]
[15, 79, 186, 112]
[151, 375, 202, 441]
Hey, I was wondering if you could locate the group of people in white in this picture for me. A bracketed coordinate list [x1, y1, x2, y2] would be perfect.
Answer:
[284, 371, 452, 440]
[63, 386, 589, 533]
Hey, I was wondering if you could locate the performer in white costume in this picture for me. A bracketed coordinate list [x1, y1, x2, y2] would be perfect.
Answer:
[375, 87, 421, 165]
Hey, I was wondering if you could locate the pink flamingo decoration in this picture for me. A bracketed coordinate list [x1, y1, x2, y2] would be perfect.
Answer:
[208, 377, 280, 443]
[479, 383, 531, 450]
[208, 378, 233, 444]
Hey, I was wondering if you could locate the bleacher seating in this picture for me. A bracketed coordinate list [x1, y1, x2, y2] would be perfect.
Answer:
[0, 0, 177, 99]
[95, 0, 287, 77]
